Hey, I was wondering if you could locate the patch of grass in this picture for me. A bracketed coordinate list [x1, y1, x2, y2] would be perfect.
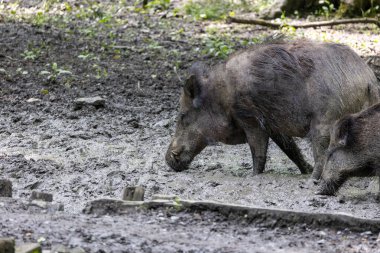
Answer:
[202, 36, 235, 58]
[183, 0, 272, 20]
[315, 0, 336, 18]
[21, 48, 41, 61]
[92, 64, 108, 79]
[361, 0, 380, 17]
[184, 0, 235, 20]
[145, 0, 171, 11]
[40, 62, 72, 84]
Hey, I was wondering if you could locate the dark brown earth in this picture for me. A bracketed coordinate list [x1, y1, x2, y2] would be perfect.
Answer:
[0, 0, 379, 252]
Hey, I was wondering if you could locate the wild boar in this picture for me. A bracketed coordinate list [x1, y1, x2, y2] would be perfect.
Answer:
[317, 103, 380, 195]
[166, 40, 379, 179]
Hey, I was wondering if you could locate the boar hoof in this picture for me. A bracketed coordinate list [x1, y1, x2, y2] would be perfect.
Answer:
[315, 189, 336, 196]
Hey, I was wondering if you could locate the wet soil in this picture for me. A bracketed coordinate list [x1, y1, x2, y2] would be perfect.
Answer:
[0, 0, 380, 252]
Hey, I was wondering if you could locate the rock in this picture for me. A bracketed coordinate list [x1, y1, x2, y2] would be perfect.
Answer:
[73, 96, 105, 110]
[317, 239, 326, 245]
[15, 243, 41, 253]
[0, 238, 15, 253]
[51, 244, 69, 253]
[69, 248, 85, 253]
[122, 186, 145, 201]
[30, 191, 53, 202]
[26, 98, 41, 103]
[29, 200, 48, 209]
[153, 119, 170, 128]
[0, 179, 12, 197]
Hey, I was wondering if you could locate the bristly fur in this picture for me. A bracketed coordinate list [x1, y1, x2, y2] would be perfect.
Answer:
[229, 40, 379, 136]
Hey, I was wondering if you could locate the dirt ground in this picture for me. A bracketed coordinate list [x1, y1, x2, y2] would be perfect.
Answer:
[0, 1, 380, 252]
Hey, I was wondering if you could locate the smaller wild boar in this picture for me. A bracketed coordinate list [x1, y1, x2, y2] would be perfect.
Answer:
[317, 103, 380, 195]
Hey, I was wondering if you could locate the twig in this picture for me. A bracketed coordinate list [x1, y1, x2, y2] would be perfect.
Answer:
[227, 17, 380, 29]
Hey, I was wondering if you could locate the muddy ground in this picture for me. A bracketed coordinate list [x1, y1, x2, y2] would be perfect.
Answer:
[0, 0, 380, 252]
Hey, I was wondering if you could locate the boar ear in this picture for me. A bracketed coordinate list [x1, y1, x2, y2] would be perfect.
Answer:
[184, 74, 201, 99]
[336, 116, 354, 147]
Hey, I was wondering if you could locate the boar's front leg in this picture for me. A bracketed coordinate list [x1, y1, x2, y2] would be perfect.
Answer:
[310, 122, 331, 181]
[244, 126, 269, 175]
[270, 134, 313, 174]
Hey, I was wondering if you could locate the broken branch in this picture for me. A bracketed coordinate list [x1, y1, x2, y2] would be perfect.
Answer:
[227, 17, 380, 29]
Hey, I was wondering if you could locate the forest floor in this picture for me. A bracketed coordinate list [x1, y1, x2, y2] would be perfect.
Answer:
[0, 0, 379, 252]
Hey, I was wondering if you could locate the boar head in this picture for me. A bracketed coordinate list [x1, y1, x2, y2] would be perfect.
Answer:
[318, 116, 370, 195]
[165, 62, 243, 172]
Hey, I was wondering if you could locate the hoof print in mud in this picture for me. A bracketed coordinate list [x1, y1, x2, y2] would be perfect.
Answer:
[73, 96, 106, 110]
[0, 179, 12, 198]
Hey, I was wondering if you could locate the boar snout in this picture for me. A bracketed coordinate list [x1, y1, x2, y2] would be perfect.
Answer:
[316, 179, 340, 195]
[165, 141, 191, 172]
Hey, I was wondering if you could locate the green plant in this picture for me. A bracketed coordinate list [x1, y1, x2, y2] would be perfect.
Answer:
[92, 64, 108, 79]
[145, 0, 171, 11]
[184, 0, 235, 20]
[315, 0, 335, 18]
[40, 62, 72, 83]
[361, 0, 379, 17]
[33, 11, 48, 26]
[21, 48, 41, 61]
[78, 51, 99, 61]
[202, 36, 234, 59]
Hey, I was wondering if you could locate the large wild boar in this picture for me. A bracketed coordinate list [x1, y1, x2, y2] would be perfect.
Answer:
[317, 103, 380, 195]
[165, 40, 380, 179]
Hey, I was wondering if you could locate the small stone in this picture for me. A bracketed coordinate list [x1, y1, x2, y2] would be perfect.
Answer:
[317, 239, 325, 244]
[153, 119, 170, 128]
[0, 238, 15, 253]
[30, 191, 53, 202]
[69, 248, 85, 253]
[26, 98, 41, 103]
[29, 200, 48, 209]
[170, 216, 179, 223]
[73, 96, 105, 110]
[338, 197, 345, 204]
[15, 243, 41, 253]
[122, 186, 145, 201]
[51, 244, 69, 253]
[361, 231, 372, 236]
[0, 179, 12, 197]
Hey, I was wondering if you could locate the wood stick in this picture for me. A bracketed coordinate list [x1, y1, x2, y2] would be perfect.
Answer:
[227, 17, 380, 29]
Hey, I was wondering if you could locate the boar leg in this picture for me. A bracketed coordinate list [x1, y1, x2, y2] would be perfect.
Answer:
[244, 127, 269, 175]
[270, 134, 313, 174]
[310, 123, 330, 181]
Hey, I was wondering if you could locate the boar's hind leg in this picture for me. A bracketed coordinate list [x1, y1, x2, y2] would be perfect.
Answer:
[244, 127, 269, 175]
[270, 134, 313, 174]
